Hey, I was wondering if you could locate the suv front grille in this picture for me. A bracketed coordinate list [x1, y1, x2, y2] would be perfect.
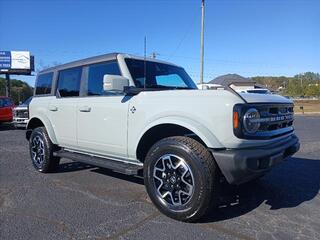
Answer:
[253, 104, 294, 139]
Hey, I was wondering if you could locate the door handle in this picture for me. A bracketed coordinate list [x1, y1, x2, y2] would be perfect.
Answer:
[48, 105, 58, 111]
[79, 106, 91, 112]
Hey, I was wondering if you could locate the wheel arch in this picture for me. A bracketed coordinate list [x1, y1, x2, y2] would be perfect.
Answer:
[26, 116, 58, 144]
[135, 117, 223, 162]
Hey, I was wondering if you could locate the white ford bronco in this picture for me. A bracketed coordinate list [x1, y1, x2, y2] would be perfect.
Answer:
[26, 53, 299, 222]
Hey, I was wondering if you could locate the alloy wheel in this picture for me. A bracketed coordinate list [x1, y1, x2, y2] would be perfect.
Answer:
[153, 154, 194, 208]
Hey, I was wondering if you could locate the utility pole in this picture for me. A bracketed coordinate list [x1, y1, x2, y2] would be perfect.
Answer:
[5, 74, 10, 97]
[200, 0, 205, 87]
[144, 36, 147, 89]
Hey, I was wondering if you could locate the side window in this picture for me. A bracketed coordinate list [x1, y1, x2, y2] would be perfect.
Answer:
[0, 99, 4, 108]
[3, 98, 13, 107]
[35, 72, 53, 95]
[57, 67, 82, 97]
[87, 61, 121, 96]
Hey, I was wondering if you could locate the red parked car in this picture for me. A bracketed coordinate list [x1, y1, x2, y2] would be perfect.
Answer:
[0, 96, 15, 123]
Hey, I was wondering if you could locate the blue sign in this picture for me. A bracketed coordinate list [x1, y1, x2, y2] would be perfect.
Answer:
[0, 51, 11, 69]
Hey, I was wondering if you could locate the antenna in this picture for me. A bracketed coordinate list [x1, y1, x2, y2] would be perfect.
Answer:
[144, 36, 147, 89]
[151, 52, 159, 59]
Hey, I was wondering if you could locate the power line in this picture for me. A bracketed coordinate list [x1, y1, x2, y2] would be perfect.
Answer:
[167, 8, 199, 61]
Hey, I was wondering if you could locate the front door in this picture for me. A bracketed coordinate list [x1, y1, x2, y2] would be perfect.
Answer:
[76, 61, 129, 158]
[77, 96, 129, 158]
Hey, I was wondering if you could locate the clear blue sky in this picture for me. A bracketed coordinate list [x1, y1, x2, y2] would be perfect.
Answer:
[0, 0, 319, 86]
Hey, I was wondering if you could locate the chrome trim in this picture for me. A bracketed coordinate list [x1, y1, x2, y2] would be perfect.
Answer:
[251, 114, 294, 123]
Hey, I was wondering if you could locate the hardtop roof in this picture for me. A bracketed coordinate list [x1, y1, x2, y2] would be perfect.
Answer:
[39, 53, 180, 74]
[39, 52, 119, 73]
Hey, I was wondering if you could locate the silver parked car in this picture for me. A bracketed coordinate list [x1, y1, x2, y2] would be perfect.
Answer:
[13, 97, 32, 128]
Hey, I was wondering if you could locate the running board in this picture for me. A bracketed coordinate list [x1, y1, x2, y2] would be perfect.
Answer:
[53, 150, 143, 175]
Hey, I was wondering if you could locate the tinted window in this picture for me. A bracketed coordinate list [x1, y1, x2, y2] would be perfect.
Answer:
[87, 61, 121, 96]
[125, 59, 196, 89]
[0, 99, 4, 108]
[22, 97, 33, 105]
[156, 74, 188, 88]
[35, 72, 53, 95]
[57, 67, 82, 97]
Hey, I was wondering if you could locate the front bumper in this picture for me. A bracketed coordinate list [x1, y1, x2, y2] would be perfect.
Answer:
[13, 118, 29, 128]
[210, 134, 300, 185]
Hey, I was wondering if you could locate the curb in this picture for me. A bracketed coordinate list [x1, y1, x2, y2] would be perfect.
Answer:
[295, 112, 320, 115]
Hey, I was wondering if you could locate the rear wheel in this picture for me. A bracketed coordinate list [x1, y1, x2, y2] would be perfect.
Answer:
[144, 136, 220, 222]
[29, 127, 60, 173]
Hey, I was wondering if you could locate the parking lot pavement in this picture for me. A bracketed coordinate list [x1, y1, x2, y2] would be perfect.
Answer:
[0, 115, 319, 240]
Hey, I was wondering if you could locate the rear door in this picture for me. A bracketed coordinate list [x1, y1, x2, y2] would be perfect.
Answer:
[48, 67, 82, 149]
[77, 61, 130, 159]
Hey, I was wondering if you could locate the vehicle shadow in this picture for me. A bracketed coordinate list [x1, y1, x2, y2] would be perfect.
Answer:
[56, 161, 95, 173]
[53, 157, 319, 222]
[201, 157, 320, 222]
[0, 123, 15, 131]
[91, 168, 144, 185]
[54, 160, 144, 185]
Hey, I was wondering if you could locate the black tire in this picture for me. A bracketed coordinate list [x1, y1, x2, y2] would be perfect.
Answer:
[144, 136, 220, 222]
[29, 127, 60, 173]
[248, 174, 265, 184]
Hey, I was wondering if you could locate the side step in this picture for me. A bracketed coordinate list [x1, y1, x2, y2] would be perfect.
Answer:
[53, 150, 143, 175]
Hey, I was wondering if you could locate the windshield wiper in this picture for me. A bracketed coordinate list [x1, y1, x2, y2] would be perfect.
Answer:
[173, 86, 193, 90]
[145, 84, 192, 90]
[145, 84, 172, 89]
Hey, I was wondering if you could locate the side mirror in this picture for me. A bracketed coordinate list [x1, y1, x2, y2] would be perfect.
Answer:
[103, 75, 129, 92]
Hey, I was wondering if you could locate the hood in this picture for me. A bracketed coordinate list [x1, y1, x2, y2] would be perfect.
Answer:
[14, 105, 28, 110]
[238, 92, 293, 104]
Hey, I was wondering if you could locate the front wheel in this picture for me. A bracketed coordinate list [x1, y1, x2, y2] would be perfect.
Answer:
[29, 127, 60, 173]
[144, 136, 220, 222]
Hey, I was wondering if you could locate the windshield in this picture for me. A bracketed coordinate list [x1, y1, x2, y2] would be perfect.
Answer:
[22, 97, 33, 105]
[125, 59, 197, 89]
[247, 89, 270, 94]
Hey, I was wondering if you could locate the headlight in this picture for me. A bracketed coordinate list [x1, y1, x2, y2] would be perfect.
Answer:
[23, 110, 29, 118]
[243, 108, 260, 134]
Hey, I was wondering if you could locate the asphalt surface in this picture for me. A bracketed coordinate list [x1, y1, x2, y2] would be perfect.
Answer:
[0, 115, 319, 240]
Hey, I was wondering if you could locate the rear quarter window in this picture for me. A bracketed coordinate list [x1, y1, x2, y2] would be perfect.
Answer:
[35, 72, 54, 95]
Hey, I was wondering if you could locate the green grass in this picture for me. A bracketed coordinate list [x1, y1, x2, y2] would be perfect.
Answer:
[294, 100, 320, 113]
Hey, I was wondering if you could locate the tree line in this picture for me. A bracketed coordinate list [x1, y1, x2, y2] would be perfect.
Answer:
[0, 77, 33, 104]
[0, 72, 319, 105]
[252, 72, 320, 97]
